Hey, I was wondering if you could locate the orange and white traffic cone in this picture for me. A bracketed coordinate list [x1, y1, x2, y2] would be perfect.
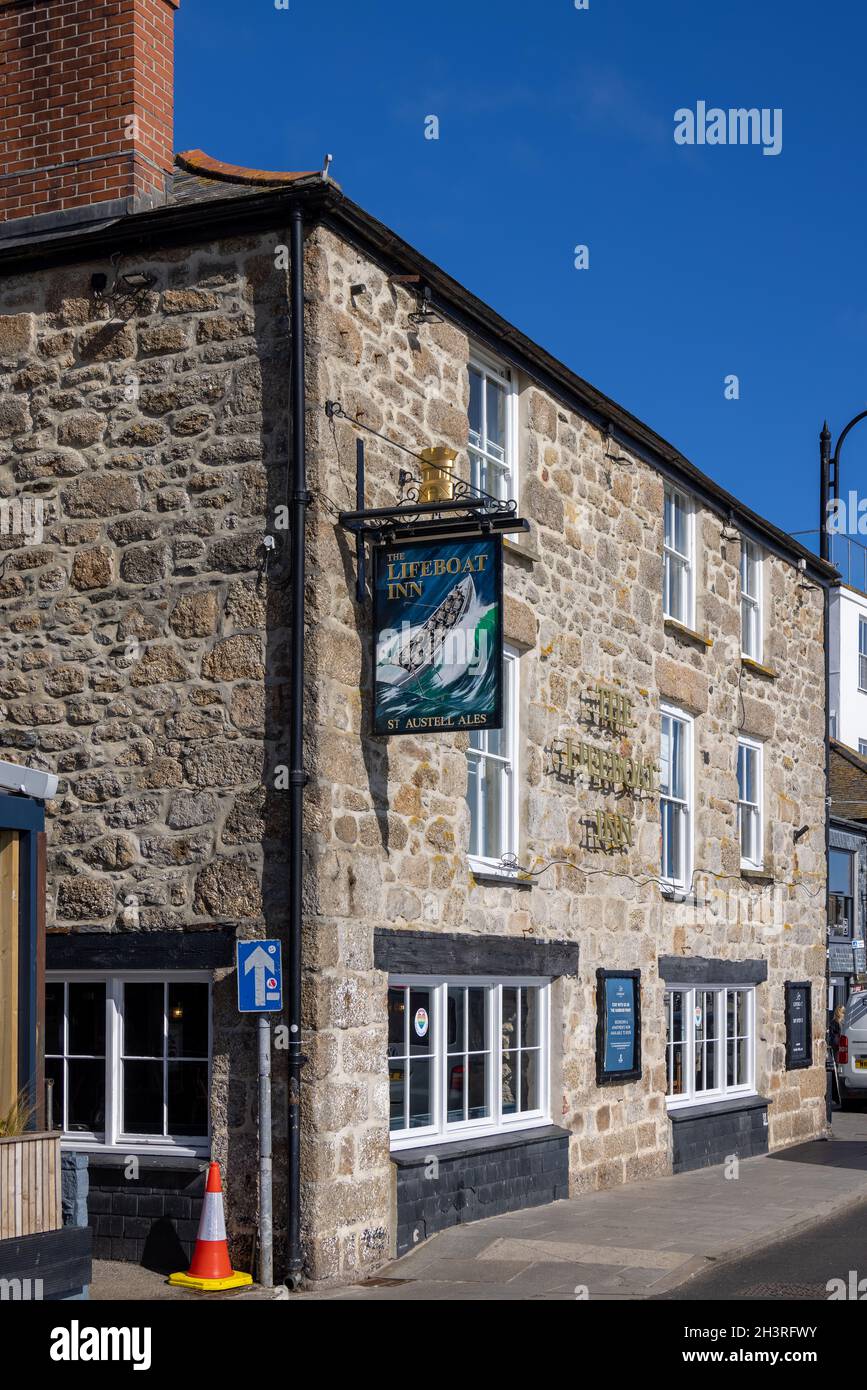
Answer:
[169, 1161, 253, 1292]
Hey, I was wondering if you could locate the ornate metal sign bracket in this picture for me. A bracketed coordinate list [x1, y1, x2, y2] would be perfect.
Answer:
[325, 400, 529, 602]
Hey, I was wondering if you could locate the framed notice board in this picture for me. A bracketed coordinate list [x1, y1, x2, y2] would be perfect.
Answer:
[596, 969, 642, 1086]
[785, 980, 812, 1070]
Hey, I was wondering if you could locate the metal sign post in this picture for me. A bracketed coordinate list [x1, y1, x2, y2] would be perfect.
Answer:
[257, 1015, 273, 1287]
[237, 940, 283, 1289]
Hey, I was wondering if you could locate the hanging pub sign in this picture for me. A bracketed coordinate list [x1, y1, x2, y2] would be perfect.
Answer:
[596, 969, 642, 1086]
[373, 535, 503, 736]
[784, 981, 812, 1070]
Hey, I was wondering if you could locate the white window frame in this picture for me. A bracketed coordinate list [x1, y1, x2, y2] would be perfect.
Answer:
[859, 616, 867, 693]
[859, 739, 867, 759]
[665, 985, 756, 1110]
[467, 645, 519, 875]
[45, 970, 212, 1157]
[388, 975, 550, 1150]
[468, 349, 518, 505]
[663, 484, 695, 627]
[737, 735, 764, 871]
[740, 538, 763, 661]
[660, 702, 693, 892]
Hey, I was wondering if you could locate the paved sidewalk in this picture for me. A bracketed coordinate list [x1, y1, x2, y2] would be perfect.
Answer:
[312, 1108, 867, 1301]
[89, 1108, 867, 1302]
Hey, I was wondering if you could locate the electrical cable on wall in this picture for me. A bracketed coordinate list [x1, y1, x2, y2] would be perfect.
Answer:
[498, 854, 826, 900]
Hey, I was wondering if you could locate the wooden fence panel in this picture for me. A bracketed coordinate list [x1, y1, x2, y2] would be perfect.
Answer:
[0, 1132, 62, 1239]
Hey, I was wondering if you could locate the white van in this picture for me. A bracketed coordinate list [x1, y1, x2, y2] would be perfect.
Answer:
[837, 991, 867, 1104]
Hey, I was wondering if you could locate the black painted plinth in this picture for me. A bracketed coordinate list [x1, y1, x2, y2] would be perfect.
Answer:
[391, 1125, 570, 1257]
[670, 1096, 770, 1174]
[85, 1156, 206, 1270]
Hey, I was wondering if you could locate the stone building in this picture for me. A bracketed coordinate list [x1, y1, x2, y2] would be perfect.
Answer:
[0, 0, 833, 1284]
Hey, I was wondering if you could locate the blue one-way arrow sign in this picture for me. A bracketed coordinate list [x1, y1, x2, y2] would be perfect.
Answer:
[237, 939, 283, 1013]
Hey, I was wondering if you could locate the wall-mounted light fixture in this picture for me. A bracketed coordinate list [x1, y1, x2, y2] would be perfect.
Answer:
[388, 273, 443, 326]
[90, 266, 157, 305]
[117, 271, 156, 293]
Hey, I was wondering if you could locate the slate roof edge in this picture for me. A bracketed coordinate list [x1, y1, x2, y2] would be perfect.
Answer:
[0, 174, 836, 583]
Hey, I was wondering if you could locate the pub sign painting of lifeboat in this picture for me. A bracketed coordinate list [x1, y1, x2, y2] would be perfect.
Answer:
[373, 536, 504, 736]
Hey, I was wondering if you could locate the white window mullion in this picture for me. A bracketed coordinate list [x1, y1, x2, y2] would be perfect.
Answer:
[107, 980, 120, 1147]
[491, 984, 497, 1123]
[436, 984, 445, 1135]
[162, 981, 169, 1140]
[62, 982, 70, 1134]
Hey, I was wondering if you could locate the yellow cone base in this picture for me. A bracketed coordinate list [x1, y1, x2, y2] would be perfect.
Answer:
[169, 1269, 253, 1292]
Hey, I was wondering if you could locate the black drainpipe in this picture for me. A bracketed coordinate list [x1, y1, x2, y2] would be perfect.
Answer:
[286, 203, 309, 1287]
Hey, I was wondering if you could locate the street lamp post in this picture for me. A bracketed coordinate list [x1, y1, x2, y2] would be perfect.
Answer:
[820, 411, 867, 560]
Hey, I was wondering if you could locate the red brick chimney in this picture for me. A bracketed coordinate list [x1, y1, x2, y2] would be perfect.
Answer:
[0, 0, 180, 229]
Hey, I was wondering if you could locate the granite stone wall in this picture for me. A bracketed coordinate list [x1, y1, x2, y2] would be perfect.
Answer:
[0, 215, 830, 1288]
[0, 229, 296, 1261]
[301, 222, 828, 1282]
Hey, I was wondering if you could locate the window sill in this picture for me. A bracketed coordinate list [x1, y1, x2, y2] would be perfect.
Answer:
[61, 1145, 207, 1170]
[664, 618, 713, 650]
[667, 1093, 769, 1123]
[469, 867, 530, 889]
[741, 655, 777, 680]
[390, 1122, 567, 1166]
[469, 861, 532, 889]
[503, 536, 541, 565]
[741, 867, 774, 885]
[661, 883, 690, 902]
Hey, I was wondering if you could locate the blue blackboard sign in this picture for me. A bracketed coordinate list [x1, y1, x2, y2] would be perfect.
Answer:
[596, 969, 642, 1085]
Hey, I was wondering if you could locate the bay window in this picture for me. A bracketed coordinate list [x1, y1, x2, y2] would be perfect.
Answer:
[663, 484, 694, 626]
[660, 704, 692, 891]
[388, 976, 549, 1147]
[467, 647, 518, 870]
[666, 985, 755, 1106]
[45, 973, 211, 1153]
[737, 737, 763, 870]
[740, 538, 763, 660]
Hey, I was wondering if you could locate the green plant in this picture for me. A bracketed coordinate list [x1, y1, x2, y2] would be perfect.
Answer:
[0, 1089, 36, 1138]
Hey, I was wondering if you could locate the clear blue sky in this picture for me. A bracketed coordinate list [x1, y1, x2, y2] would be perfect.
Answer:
[176, 0, 867, 543]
